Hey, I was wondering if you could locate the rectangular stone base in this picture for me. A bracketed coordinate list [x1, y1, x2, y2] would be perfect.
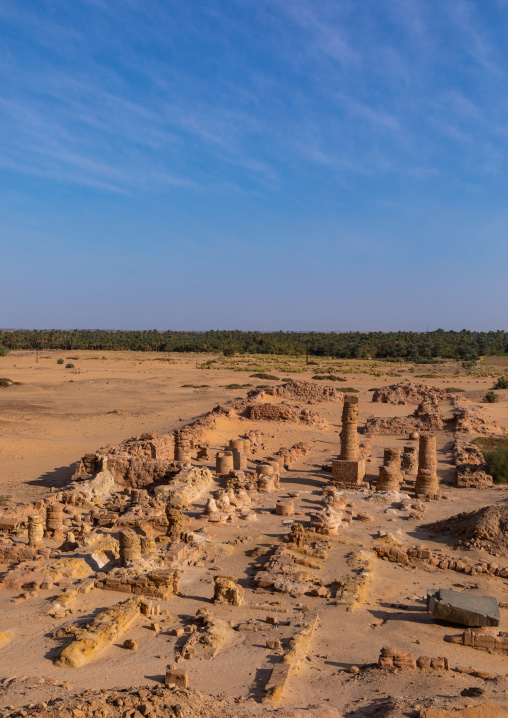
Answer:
[331, 459, 366, 488]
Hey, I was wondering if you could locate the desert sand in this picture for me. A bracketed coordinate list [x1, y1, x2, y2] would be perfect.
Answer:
[1, 351, 508, 717]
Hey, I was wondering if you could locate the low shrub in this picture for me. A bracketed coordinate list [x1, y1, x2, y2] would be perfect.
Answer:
[181, 384, 210, 388]
[485, 444, 508, 484]
[0, 378, 17, 387]
[312, 374, 346, 382]
[224, 383, 252, 390]
[445, 387, 465, 393]
[250, 373, 279, 380]
[493, 376, 508, 390]
[484, 391, 499, 403]
[57, 358, 64, 365]
[0, 345, 9, 357]
[65, 363, 75, 369]
[342, 387, 359, 393]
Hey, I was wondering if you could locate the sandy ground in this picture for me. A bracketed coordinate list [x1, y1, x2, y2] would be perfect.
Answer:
[1, 351, 508, 716]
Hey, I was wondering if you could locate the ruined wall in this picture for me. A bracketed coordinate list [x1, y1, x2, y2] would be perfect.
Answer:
[372, 381, 448, 405]
[264, 380, 344, 403]
[246, 403, 329, 428]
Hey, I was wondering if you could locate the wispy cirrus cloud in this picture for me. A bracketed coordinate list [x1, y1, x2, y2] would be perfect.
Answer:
[1, 0, 508, 197]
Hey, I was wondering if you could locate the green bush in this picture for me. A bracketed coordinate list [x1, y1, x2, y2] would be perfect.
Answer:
[57, 358, 64, 364]
[484, 391, 499, 403]
[445, 387, 465, 393]
[256, 384, 270, 389]
[181, 384, 210, 388]
[224, 383, 252, 390]
[342, 387, 359, 393]
[0, 345, 9, 357]
[485, 446, 508, 484]
[312, 374, 346, 382]
[0, 378, 14, 387]
[493, 377, 508, 389]
[65, 363, 75, 369]
[250, 373, 279, 380]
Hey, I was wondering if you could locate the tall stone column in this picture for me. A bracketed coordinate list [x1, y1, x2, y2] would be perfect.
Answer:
[331, 395, 366, 488]
[415, 434, 439, 497]
[340, 395, 360, 460]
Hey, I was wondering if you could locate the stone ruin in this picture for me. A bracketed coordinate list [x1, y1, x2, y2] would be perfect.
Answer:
[375, 448, 402, 492]
[401, 444, 418, 474]
[3, 372, 506, 717]
[415, 434, 440, 498]
[246, 402, 329, 428]
[365, 398, 444, 436]
[453, 438, 493, 488]
[378, 645, 449, 671]
[174, 427, 193, 462]
[27, 514, 44, 548]
[263, 379, 344, 403]
[372, 380, 448, 405]
[213, 574, 245, 606]
[331, 395, 366, 488]
[119, 528, 142, 566]
[165, 499, 184, 542]
[45, 503, 64, 539]
[446, 628, 508, 654]
[451, 402, 505, 436]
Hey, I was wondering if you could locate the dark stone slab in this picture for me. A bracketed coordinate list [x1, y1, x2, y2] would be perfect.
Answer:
[427, 588, 500, 627]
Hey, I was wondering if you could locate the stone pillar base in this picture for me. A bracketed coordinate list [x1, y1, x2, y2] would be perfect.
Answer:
[331, 459, 366, 488]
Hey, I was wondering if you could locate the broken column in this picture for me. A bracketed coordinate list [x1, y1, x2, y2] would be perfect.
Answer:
[331, 396, 366, 488]
[45, 503, 64, 539]
[174, 428, 192, 462]
[256, 463, 277, 492]
[28, 514, 44, 547]
[415, 434, 439, 497]
[213, 575, 245, 606]
[119, 529, 142, 566]
[216, 451, 234, 477]
[141, 536, 156, 557]
[131, 489, 147, 506]
[376, 448, 402, 492]
[229, 439, 247, 470]
[166, 499, 184, 542]
[402, 445, 418, 474]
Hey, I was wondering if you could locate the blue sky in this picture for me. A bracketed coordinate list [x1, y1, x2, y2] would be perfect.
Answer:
[1, 0, 508, 331]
